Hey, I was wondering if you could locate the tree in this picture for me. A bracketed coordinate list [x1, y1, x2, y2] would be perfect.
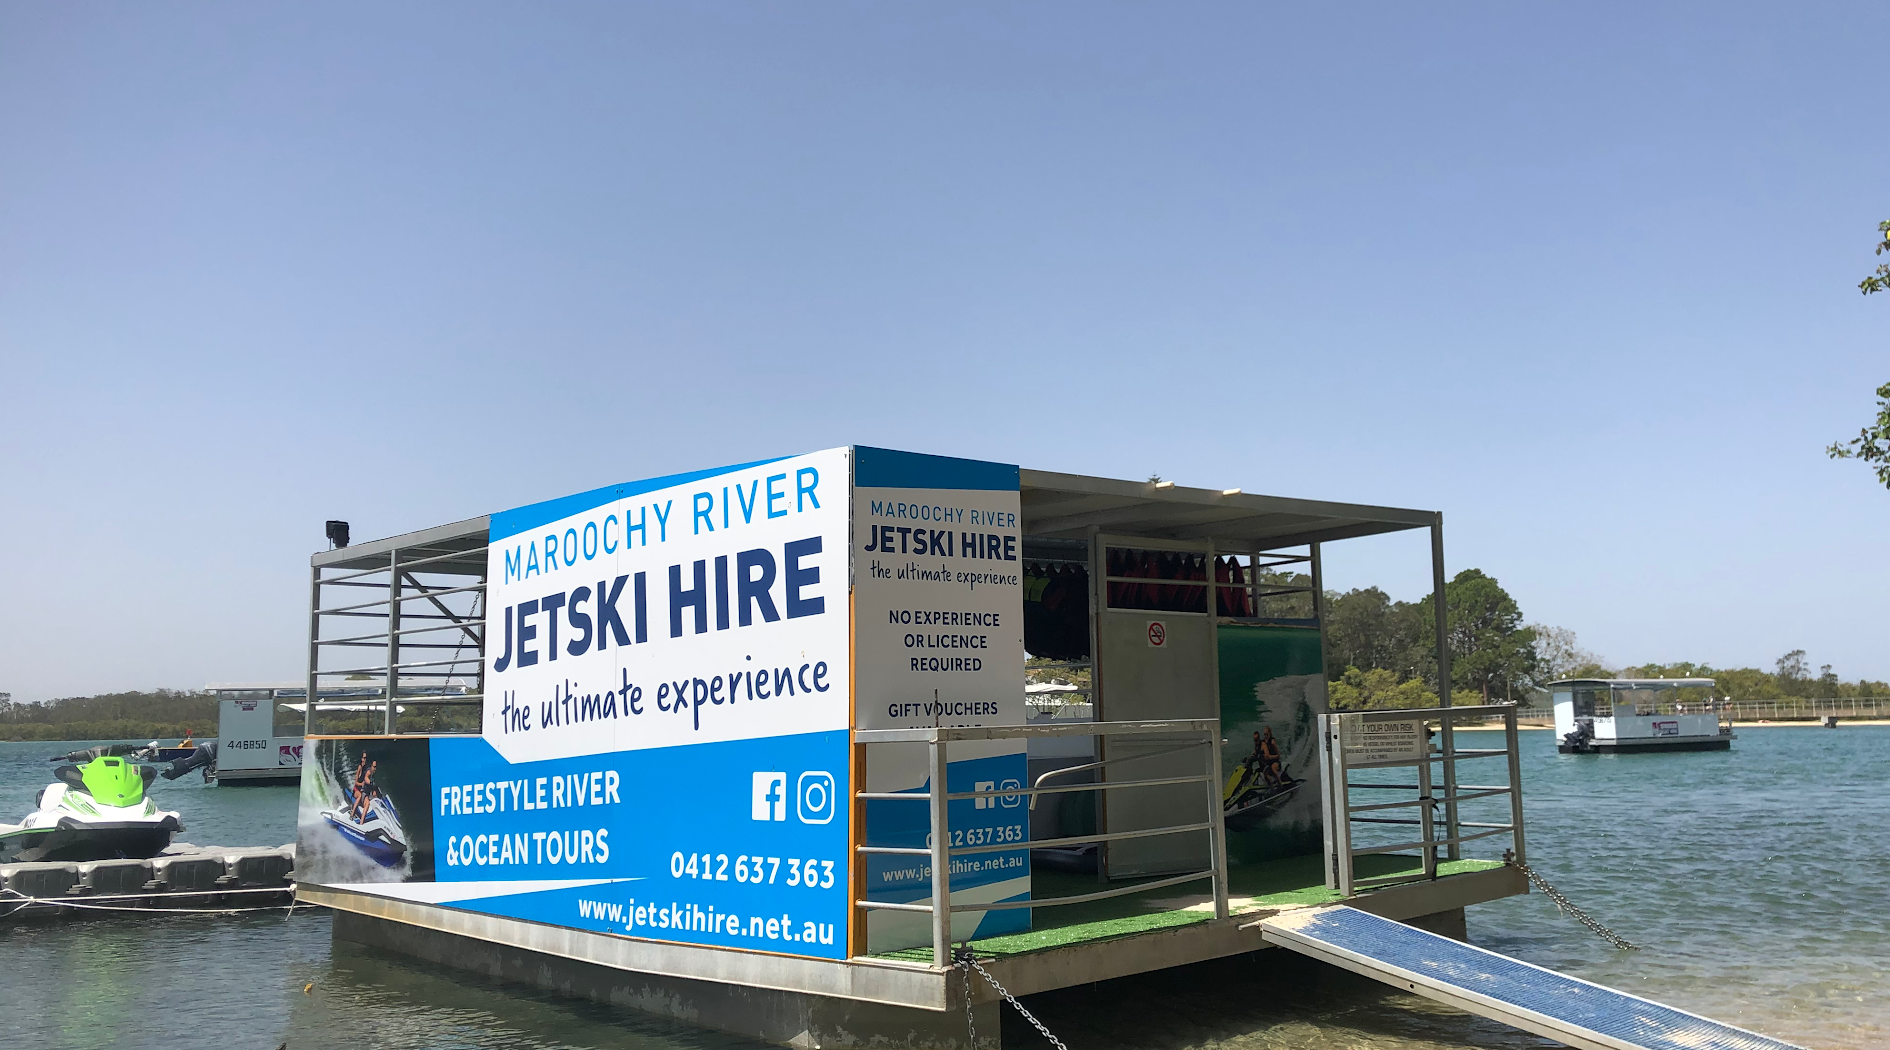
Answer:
[1859, 220, 1890, 295]
[1832, 221, 1890, 489]
[1827, 382, 1890, 490]
[1323, 587, 1424, 682]
[1530, 624, 1608, 683]
[1421, 569, 1538, 701]
[1323, 571, 1538, 701]
[1327, 666, 1439, 711]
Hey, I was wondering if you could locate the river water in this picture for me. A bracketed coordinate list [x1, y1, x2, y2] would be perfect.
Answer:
[2, 726, 1882, 1050]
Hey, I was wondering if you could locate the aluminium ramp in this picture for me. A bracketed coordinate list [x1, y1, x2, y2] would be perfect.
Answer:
[1258, 906, 1804, 1050]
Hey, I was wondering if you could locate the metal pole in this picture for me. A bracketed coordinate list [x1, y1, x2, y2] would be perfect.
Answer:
[1309, 542, 1324, 629]
[929, 734, 951, 967]
[1417, 752, 1436, 879]
[1203, 542, 1227, 919]
[1430, 517, 1460, 860]
[1248, 547, 1261, 618]
[1204, 724, 1229, 920]
[1319, 714, 1338, 890]
[1334, 715, 1354, 896]
[306, 564, 322, 737]
[1088, 525, 1107, 885]
[385, 548, 400, 735]
[1505, 705, 1527, 866]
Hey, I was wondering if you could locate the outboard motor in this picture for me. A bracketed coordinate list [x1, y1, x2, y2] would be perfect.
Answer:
[163, 740, 218, 781]
[1561, 722, 1595, 752]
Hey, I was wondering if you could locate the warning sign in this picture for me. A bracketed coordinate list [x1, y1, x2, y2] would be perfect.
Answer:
[1339, 716, 1426, 763]
[1146, 621, 1167, 648]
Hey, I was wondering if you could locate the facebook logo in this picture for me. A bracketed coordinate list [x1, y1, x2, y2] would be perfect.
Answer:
[752, 772, 786, 821]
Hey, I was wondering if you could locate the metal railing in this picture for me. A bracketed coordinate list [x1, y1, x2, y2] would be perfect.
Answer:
[1715, 696, 1890, 721]
[1587, 701, 1733, 735]
[853, 719, 1227, 967]
[1319, 705, 1525, 897]
[1492, 696, 1890, 725]
[307, 538, 488, 736]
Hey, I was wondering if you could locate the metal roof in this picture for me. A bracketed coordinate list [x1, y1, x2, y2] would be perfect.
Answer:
[310, 515, 490, 573]
[1019, 469, 1435, 550]
[312, 468, 1440, 567]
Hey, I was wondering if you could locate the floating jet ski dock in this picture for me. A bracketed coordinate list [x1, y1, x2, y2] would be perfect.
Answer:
[1260, 905, 1804, 1050]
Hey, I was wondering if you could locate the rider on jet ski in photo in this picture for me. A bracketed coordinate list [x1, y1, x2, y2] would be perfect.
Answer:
[348, 755, 384, 822]
[1252, 727, 1294, 789]
[1222, 726, 1302, 831]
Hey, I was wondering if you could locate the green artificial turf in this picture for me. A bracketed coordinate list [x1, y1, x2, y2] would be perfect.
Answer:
[875, 854, 1503, 960]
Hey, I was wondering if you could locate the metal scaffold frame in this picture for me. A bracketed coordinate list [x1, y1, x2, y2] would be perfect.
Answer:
[305, 516, 491, 736]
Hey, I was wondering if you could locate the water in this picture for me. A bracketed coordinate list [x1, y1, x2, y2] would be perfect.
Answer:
[2, 728, 1883, 1050]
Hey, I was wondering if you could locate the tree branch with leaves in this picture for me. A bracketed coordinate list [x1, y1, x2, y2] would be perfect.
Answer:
[1827, 382, 1890, 490]
[1831, 222, 1890, 489]
[1861, 220, 1890, 295]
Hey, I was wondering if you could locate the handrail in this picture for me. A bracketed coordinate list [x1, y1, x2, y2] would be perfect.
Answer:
[1319, 705, 1526, 896]
[852, 717, 1228, 967]
[854, 771, 1212, 805]
[958, 870, 1212, 913]
[853, 718, 1215, 744]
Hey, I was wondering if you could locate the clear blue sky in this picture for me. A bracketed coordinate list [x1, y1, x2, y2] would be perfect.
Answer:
[2, 5, 1884, 703]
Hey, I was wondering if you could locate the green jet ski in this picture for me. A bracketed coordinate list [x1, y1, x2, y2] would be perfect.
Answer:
[0, 745, 184, 863]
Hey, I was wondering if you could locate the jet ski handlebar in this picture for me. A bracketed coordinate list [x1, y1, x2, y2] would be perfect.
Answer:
[49, 743, 146, 763]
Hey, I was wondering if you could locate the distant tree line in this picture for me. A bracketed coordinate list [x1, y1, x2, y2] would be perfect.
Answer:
[1322, 569, 1535, 709]
[0, 689, 218, 742]
[1320, 572, 1889, 710]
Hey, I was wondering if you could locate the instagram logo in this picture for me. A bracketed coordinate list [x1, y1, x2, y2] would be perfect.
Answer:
[796, 771, 836, 824]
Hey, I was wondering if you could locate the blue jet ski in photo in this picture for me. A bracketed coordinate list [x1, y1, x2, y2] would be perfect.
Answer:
[320, 796, 408, 867]
[319, 755, 408, 867]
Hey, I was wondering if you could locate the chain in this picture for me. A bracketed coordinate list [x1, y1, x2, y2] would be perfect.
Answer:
[960, 945, 978, 1047]
[954, 946, 1071, 1050]
[1504, 851, 1637, 950]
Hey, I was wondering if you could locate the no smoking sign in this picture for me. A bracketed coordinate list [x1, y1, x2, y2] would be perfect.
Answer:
[1146, 620, 1167, 648]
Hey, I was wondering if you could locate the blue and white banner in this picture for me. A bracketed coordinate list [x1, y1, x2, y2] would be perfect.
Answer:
[425, 449, 852, 958]
[300, 446, 1029, 961]
[481, 448, 851, 764]
[426, 732, 849, 957]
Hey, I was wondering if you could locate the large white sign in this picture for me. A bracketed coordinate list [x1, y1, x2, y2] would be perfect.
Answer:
[852, 483, 1025, 736]
[849, 447, 1031, 950]
[482, 449, 852, 765]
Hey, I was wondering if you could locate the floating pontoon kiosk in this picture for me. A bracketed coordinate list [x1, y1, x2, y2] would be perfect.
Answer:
[1552, 678, 1735, 754]
[294, 447, 1801, 1050]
